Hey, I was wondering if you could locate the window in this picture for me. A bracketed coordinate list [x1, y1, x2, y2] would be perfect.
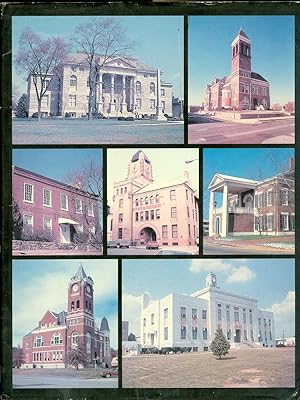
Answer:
[164, 327, 168, 340]
[61, 194, 68, 210]
[41, 95, 49, 107]
[203, 328, 208, 340]
[181, 307, 186, 318]
[150, 196, 154, 204]
[244, 330, 247, 340]
[118, 228, 122, 239]
[119, 199, 123, 208]
[269, 319, 271, 327]
[234, 307, 239, 323]
[161, 88, 165, 96]
[135, 198, 139, 206]
[162, 225, 168, 238]
[87, 203, 94, 217]
[23, 214, 33, 233]
[161, 101, 166, 110]
[150, 82, 155, 94]
[119, 213, 123, 223]
[202, 310, 207, 320]
[155, 194, 159, 203]
[136, 99, 141, 109]
[192, 309, 197, 319]
[145, 197, 149, 205]
[143, 318, 146, 327]
[120, 188, 123, 194]
[172, 224, 178, 238]
[43, 189, 52, 207]
[69, 95, 76, 107]
[125, 187, 127, 193]
[290, 214, 295, 231]
[170, 190, 176, 200]
[51, 333, 63, 345]
[43, 217, 52, 231]
[140, 211, 144, 221]
[24, 183, 34, 203]
[34, 336, 44, 347]
[243, 310, 246, 324]
[151, 313, 154, 324]
[70, 75, 77, 88]
[267, 190, 274, 206]
[186, 189, 188, 200]
[150, 210, 154, 220]
[288, 190, 295, 206]
[150, 99, 155, 109]
[135, 81, 141, 95]
[43, 79, 50, 90]
[227, 329, 231, 340]
[135, 212, 139, 222]
[192, 327, 198, 340]
[171, 207, 177, 218]
[140, 198, 144, 206]
[181, 326, 186, 339]
[164, 308, 168, 320]
[226, 307, 230, 322]
[217, 304, 222, 320]
[280, 214, 289, 231]
[71, 332, 79, 347]
[145, 211, 149, 220]
[188, 224, 191, 237]
[267, 214, 274, 230]
[75, 199, 83, 214]
[156, 209, 160, 219]
[280, 189, 288, 205]
[249, 310, 253, 324]
[187, 207, 190, 218]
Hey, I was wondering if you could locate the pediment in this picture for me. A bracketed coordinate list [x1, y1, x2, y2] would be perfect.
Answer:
[105, 57, 136, 69]
[208, 174, 224, 189]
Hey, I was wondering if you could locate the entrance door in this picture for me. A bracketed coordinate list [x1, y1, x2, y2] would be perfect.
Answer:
[215, 217, 220, 235]
[253, 98, 258, 109]
[60, 224, 70, 243]
[235, 329, 241, 343]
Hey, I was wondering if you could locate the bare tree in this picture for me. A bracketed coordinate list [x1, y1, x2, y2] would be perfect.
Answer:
[12, 345, 25, 368]
[64, 160, 103, 248]
[73, 18, 134, 119]
[15, 28, 69, 121]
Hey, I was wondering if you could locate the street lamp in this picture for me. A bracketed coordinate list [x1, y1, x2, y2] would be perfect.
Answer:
[185, 159, 199, 164]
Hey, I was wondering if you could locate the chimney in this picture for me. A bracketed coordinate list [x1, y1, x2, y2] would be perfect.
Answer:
[289, 158, 295, 171]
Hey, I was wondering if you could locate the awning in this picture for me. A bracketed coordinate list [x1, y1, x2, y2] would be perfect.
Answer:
[58, 217, 81, 225]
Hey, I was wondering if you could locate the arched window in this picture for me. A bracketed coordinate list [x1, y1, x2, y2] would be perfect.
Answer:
[51, 333, 63, 345]
[76, 300, 80, 310]
[150, 82, 155, 94]
[70, 75, 77, 88]
[34, 335, 44, 347]
[135, 199, 139, 207]
[136, 81, 141, 96]
[145, 197, 149, 205]
[71, 301, 75, 311]
[155, 194, 159, 204]
[150, 196, 154, 204]
[71, 332, 79, 347]
[140, 197, 144, 206]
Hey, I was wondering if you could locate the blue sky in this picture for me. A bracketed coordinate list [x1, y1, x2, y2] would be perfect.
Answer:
[12, 16, 183, 99]
[12, 259, 118, 349]
[122, 258, 295, 338]
[188, 16, 295, 106]
[203, 147, 294, 218]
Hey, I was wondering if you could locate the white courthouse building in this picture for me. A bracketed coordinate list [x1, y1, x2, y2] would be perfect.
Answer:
[27, 53, 173, 119]
[141, 272, 274, 353]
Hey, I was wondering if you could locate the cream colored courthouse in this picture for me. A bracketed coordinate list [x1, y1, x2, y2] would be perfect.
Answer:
[27, 53, 173, 119]
[110, 150, 199, 246]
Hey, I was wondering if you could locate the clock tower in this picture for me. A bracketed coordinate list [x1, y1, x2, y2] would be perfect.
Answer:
[231, 28, 252, 73]
[128, 150, 153, 186]
[206, 272, 217, 288]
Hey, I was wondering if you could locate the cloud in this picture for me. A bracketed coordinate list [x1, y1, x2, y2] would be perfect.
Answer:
[267, 291, 295, 337]
[122, 293, 142, 338]
[226, 266, 256, 283]
[189, 259, 255, 284]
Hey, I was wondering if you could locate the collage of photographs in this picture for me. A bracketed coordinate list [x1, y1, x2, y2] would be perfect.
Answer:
[1, 3, 297, 400]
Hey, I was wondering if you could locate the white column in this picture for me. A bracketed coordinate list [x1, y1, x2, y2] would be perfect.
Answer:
[221, 183, 229, 237]
[98, 72, 103, 113]
[208, 191, 215, 237]
[154, 69, 166, 120]
[121, 75, 127, 114]
[131, 76, 136, 113]
[109, 74, 116, 115]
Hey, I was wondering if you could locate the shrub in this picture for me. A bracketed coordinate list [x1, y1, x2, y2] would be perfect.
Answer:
[73, 231, 89, 244]
[21, 229, 53, 242]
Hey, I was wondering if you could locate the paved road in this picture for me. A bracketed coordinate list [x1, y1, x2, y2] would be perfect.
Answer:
[203, 243, 293, 255]
[188, 116, 294, 144]
[13, 375, 118, 389]
[12, 119, 184, 145]
[107, 247, 161, 256]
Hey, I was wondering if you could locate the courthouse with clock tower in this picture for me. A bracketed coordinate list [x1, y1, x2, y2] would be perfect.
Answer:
[204, 28, 270, 111]
[21, 265, 111, 368]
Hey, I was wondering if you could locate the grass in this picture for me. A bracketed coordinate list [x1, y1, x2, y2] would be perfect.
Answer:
[13, 367, 104, 379]
[122, 347, 295, 388]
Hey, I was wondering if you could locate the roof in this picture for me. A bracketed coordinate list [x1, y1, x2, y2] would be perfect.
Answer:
[134, 177, 196, 195]
[238, 28, 250, 39]
[251, 72, 268, 82]
[213, 173, 260, 185]
[208, 173, 260, 193]
[65, 53, 157, 73]
[100, 317, 110, 331]
[131, 150, 151, 163]
[74, 264, 87, 280]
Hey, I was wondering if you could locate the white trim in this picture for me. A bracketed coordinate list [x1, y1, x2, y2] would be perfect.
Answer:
[23, 213, 33, 231]
[43, 216, 52, 231]
[43, 188, 52, 208]
[60, 193, 69, 211]
[75, 198, 83, 214]
[24, 182, 34, 203]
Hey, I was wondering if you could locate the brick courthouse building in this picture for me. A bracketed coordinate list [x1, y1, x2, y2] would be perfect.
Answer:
[208, 159, 295, 238]
[22, 265, 111, 368]
[204, 28, 270, 111]
[12, 165, 101, 246]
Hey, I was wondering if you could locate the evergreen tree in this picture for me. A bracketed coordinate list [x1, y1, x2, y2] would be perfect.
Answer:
[12, 197, 23, 239]
[209, 328, 230, 359]
[66, 341, 88, 370]
[12, 345, 25, 368]
[16, 93, 28, 118]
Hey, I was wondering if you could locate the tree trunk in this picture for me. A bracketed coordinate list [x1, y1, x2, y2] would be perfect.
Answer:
[37, 99, 42, 122]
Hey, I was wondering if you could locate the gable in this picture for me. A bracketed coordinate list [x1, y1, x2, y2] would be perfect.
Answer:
[39, 310, 58, 327]
[105, 57, 136, 69]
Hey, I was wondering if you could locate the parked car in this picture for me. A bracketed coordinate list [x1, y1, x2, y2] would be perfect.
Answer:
[107, 240, 119, 248]
[146, 241, 159, 250]
[125, 116, 135, 121]
[155, 250, 192, 256]
[119, 240, 130, 248]
[100, 367, 118, 378]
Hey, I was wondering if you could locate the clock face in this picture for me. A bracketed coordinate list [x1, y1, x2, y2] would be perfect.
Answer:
[86, 285, 91, 293]
[72, 284, 79, 292]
